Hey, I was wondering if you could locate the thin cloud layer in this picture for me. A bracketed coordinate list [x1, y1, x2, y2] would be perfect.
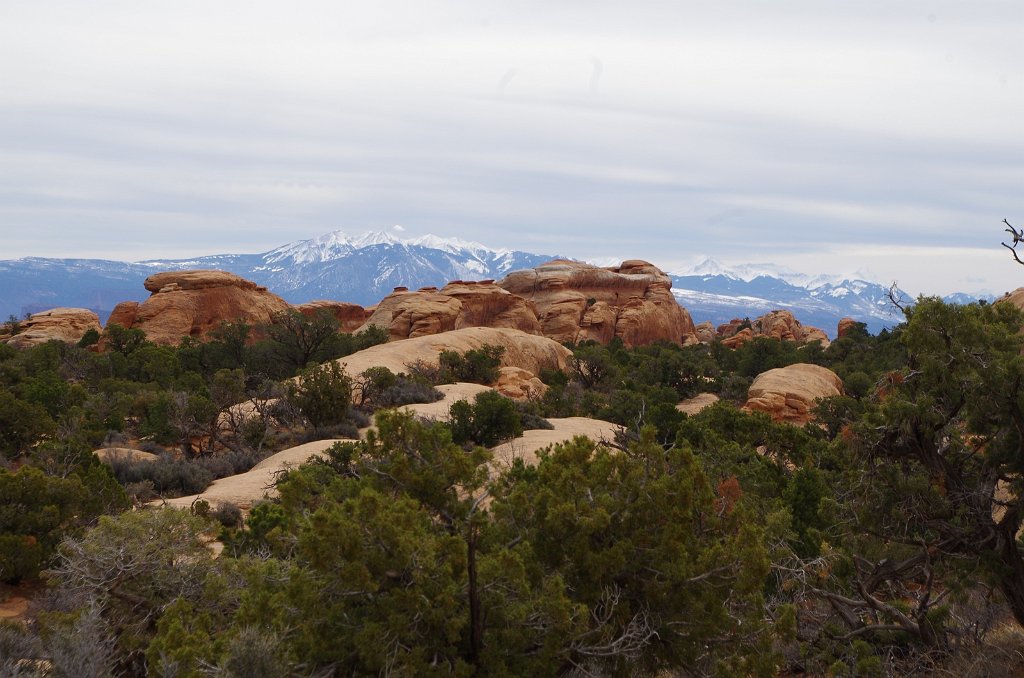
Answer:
[1, 1, 1023, 295]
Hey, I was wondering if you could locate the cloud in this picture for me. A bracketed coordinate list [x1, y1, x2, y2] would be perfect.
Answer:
[0, 1, 1023, 295]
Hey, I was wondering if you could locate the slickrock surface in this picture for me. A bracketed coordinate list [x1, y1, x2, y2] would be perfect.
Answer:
[106, 270, 291, 345]
[997, 287, 1024, 313]
[4, 308, 101, 349]
[743, 363, 843, 425]
[499, 259, 697, 347]
[295, 300, 369, 333]
[489, 417, 621, 469]
[154, 439, 347, 509]
[337, 327, 572, 380]
[399, 382, 493, 420]
[676, 393, 720, 416]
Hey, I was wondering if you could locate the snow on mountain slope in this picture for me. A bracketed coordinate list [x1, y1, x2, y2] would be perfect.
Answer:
[0, 231, 998, 334]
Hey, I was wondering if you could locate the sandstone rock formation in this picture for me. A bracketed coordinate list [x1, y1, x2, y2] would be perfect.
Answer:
[104, 270, 292, 345]
[4, 308, 101, 349]
[156, 439, 346, 509]
[676, 393, 720, 416]
[494, 366, 548, 401]
[721, 328, 754, 349]
[359, 282, 540, 340]
[717, 310, 829, 347]
[337, 327, 572, 382]
[295, 300, 369, 333]
[743, 363, 843, 425]
[837, 317, 859, 338]
[694, 321, 716, 344]
[997, 288, 1024, 313]
[499, 259, 696, 346]
[490, 418, 621, 469]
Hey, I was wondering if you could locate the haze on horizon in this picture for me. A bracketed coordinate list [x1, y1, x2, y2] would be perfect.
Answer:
[2, 1, 1024, 297]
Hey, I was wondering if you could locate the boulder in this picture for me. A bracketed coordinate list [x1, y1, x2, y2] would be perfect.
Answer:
[499, 259, 697, 346]
[295, 300, 369, 333]
[743, 363, 843, 425]
[105, 271, 292, 345]
[4, 308, 101, 349]
[494, 366, 548, 401]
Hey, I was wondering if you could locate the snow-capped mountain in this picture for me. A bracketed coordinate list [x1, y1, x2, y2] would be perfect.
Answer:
[0, 231, 557, 322]
[0, 233, 998, 336]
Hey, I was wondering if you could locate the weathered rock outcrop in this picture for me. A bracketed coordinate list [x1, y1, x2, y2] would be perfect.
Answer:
[837, 317, 859, 338]
[694, 321, 716, 344]
[717, 310, 829, 347]
[494, 366, 548, 401]
[4, 308, 101, 349]
[359, 288, 464, 339]
[337, 327, 572, 381]
[722, 328, 754, 349]
[359, 282, 540, 340]
[499, 259, 696, 346]
[743, 363, 843, 425]
[295, 300, 369, 333]
[997, 288, 1024, 313]
[105, 270, 291, 345]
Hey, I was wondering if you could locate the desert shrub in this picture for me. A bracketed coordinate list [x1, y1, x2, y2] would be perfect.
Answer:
[124, 480, 156, 504]
[109, 455, 214, 497]
[404, 359, 449, 385]
[449, 390, 523, 447]
[438, 344, 504, 384]
[356, 366, 443, 411]
[212, 502, 242, 528]
[519, 411, 553, 431]
[287, 361, 352, 429]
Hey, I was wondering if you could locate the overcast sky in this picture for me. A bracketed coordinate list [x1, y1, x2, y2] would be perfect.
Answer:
[2, 1, 1024, 295]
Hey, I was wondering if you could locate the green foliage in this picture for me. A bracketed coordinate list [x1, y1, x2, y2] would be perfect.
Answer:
[104, 323, 148, 356]
[449, 390, 523, 447]
[77, 327, 100, 348]
[0, 388, 55, 459]
[263, 309, 344, 374]
[287, 360, 352, 429]
[0, 460, 128, 583]
[488, 430, 778, 675]
[438, 344, 505, 384]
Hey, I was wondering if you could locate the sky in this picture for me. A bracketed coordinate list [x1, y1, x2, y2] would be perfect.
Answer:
[2, 1, 1024, 296]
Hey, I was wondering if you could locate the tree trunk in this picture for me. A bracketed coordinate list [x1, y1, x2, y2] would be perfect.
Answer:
[467, 524, 483, 669]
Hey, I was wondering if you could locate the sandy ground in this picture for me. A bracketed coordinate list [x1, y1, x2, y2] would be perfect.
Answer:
[152, 439, 353, 510]
[676, 393, 720, 415]
[0, 591, 31, 622]
[94, 447, 158, 463]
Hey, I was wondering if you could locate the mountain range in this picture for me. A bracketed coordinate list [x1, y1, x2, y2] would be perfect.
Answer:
[0, 230, 996, 337]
